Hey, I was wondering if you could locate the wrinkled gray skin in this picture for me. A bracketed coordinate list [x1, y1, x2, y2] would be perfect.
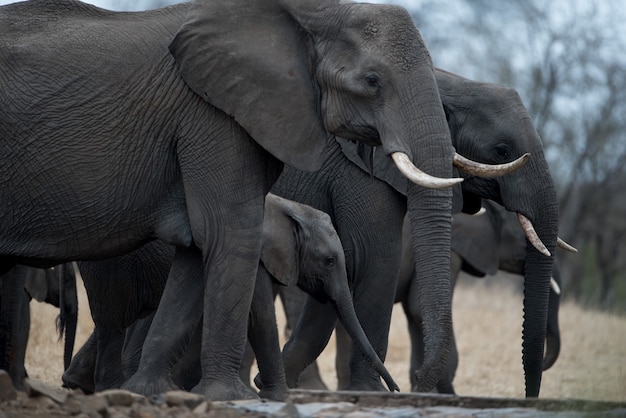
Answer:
[63, 194, 398, 401]
[0, 264, 77, 390]
[273, 68, 558, 397]
[392, 200, 562, 393]
[0, 0, 455, 400]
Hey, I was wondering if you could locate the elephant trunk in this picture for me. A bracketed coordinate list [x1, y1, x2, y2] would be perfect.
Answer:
[396, 67, 455, 393]
[407, 185, 454, 392]
[520, 179, 558, 397]
[328, 285, 399, 392]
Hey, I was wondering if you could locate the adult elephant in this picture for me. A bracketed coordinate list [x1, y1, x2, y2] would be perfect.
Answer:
[0, 0, 464, 399]
[392, 200, 566, 393]
[271, 68, 564, 397]
[0, 264, 78, 390]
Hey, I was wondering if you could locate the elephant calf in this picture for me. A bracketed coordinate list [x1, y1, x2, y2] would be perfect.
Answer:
[63, 193, 397, 400]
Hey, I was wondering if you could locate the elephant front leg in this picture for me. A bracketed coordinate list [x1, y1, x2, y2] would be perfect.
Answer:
[281, 296, 337, 389]
[190, 227, 262, 401]
[247, 265, 288, 401]
[93, 327, 126, 391]
[122, 247, 204, 396]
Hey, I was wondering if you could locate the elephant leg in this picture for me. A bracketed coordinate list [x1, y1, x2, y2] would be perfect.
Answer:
[281, 296, 337, 389]
[248, 265, 287, 401]
[122, 246, 204, 396]
[63, 331, 97, 394]
[277, 284, 328, 390]
[344, 252, 401, 391]
[403, 298, 424, 391]
[93, 327, 126, 391]
[239, 342, 256, 389]
[121, 313, 155, 380]
[0, 265, 31, 391]
[171, 322, 202, 391]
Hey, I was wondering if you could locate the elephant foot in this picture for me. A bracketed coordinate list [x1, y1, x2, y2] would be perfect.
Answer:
[121, 374, 178, 396]
[252, 374, 288, 401]
[297, 365, 328, 390]
[191, 378, 259, 401]
[340, 378, 386, 392]
[62, 369, 95, 395]
[258, 385, 288, 402]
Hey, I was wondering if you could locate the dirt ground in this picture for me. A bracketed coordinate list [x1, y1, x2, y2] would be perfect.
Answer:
[24, 272, 626, 403]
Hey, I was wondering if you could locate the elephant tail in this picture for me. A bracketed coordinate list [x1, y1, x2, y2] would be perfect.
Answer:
[55, 263, 79, 371]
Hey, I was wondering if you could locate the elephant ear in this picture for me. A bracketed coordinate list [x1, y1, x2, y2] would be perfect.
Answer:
[169, 0, 332, 171]
[451, 202, 501, 276]
[24, 268, 49, 302]
[260, 195, 300, 287]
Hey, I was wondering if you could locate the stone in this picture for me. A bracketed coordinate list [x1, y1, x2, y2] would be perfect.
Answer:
[193, 401, 210, 414]
[80, 393, 109, 416]
[164, 390, 206, 409]
[24, 378, 68, 404]
[98, 389, 135, 407]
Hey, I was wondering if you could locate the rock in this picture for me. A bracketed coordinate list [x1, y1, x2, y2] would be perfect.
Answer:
[164, 390, 206, 409]
[98, 389, 135, 407]
[193, 401, 210, 414]
[0, 370, 17, 403]
[80, 393, 108, 416]
[24, 377, 68, 404]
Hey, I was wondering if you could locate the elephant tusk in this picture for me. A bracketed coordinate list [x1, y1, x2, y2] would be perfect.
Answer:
[550, 277, 561, 295]
[453, 152, 530, 178]
[391, 152, 463, 189]
[517, 213, 551, 257]
[473, 207, 487, 216]
[557, 237, 578, 253]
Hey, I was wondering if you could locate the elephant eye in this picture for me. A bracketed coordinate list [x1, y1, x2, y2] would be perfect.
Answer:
[494, 143, 510, 159]
[365, 74, 380, 88]
[324, 256, 335, 267]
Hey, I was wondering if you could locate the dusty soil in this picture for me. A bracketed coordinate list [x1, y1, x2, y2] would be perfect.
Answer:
[11, 271, 626, 416]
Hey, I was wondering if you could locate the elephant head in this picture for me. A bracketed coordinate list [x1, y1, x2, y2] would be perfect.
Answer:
[260, 193, 398, 392]
[170, 0, 460, 184]
[170, 0, 464, 392]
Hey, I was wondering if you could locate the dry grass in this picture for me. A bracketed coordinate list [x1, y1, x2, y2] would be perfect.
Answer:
[26, 273, 626, 402]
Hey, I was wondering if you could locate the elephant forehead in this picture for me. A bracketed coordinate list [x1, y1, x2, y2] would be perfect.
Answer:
[353, 5, 431, 72]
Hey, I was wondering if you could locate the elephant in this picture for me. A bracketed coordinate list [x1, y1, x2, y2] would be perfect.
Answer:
[269, 67, 567, 397]
[388, 201, 565, 393]
[0, 0, 466, 400]
[62, 193, 397, 401]
[0, 263, 78, 390]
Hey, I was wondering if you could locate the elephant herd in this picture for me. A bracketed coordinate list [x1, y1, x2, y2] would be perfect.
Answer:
[0, 0, 576, 402]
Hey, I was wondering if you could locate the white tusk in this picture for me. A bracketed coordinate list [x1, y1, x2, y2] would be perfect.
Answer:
[517, 213, 551, 257]
[550, 277, 561, 295]
[473, 207, 487, 216]
[453, 152, 530, 178]
[391, 152, 463, 189]
[557, 237, 578, 253]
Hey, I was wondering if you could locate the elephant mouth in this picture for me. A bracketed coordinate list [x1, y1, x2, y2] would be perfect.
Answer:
[333, 124, 381, 147]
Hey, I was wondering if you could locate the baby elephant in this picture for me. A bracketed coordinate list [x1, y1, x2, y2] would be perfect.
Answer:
[64, 193, 397, 400]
